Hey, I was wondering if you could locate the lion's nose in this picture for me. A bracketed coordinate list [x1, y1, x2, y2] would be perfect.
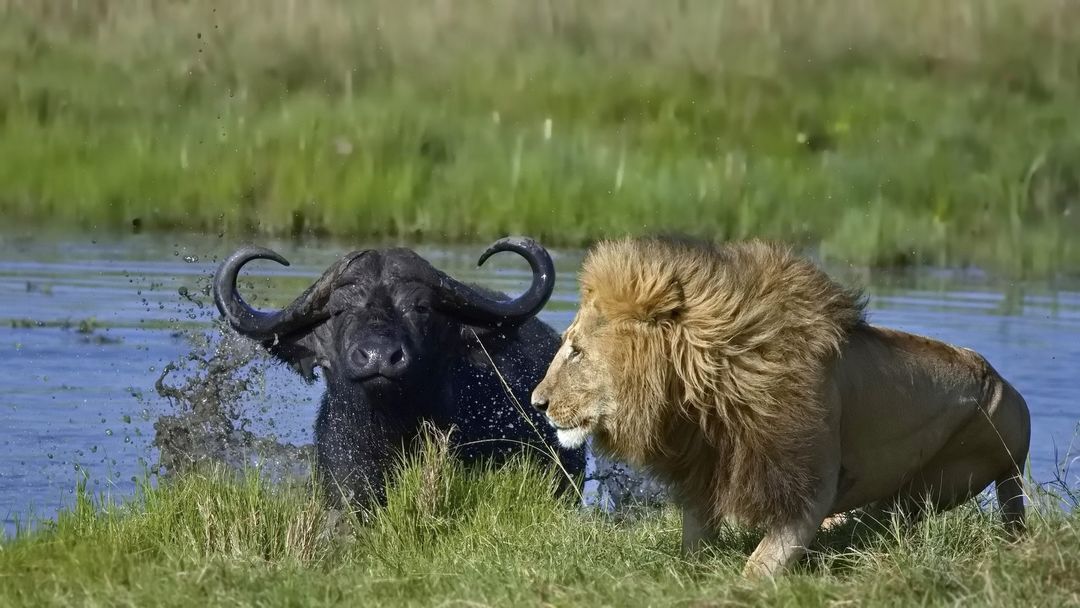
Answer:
[531, 393, 549, 412]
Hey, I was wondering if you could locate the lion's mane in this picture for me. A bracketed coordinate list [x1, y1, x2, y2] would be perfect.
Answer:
[580, 236, 867, 528]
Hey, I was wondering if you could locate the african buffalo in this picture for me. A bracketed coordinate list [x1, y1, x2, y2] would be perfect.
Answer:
[213, 237, 585, 508]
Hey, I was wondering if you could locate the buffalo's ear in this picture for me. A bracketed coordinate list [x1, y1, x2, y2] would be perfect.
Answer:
[458, 324, 496, 369]
[262, 323, 332, 383]
[458, 323, 526, 370]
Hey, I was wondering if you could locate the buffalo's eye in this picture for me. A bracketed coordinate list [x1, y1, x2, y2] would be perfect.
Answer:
[412, 303, 431, 315]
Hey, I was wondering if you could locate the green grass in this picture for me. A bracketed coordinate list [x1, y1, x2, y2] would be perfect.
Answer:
[3, 435, 1079, 607]
[2, 0, 1080, 276]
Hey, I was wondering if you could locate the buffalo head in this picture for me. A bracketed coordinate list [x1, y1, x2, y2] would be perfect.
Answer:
[213, 236, 554, 392]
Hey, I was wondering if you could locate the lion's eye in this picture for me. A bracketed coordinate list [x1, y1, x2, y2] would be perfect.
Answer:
[568, 345, 583, 361]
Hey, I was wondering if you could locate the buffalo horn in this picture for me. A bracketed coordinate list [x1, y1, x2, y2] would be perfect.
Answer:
[435, 236, 556, 327]
[213, 246, 362, 341]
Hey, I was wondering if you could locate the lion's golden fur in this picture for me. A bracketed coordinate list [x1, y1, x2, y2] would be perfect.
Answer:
[574, 236, 867, 528]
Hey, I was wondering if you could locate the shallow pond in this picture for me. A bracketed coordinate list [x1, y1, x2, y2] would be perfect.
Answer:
[2, 232, 1078, 536]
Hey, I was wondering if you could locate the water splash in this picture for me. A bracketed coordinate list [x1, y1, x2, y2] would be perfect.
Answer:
[151, 317, 314, 485]
[587, 453, 668, 513]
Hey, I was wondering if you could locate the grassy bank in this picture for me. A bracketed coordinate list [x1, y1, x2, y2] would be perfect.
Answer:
[2, 0, 1080, 276]
[2, 447, 1079, 607]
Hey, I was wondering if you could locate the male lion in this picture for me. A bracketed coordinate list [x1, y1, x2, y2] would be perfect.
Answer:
[531, 236, 1031, 578]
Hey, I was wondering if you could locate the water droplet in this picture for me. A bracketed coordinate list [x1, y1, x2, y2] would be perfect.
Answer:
[105, 429, 113, 436]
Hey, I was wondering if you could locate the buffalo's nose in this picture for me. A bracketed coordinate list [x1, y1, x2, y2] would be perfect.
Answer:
[352, 341, 412, 380]
[377, 345, 410, 377]
[531, 393, 549, 412]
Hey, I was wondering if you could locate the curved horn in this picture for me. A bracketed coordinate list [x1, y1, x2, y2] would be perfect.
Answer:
[435, 236, 556, 327]
[213, 246, 362, 340]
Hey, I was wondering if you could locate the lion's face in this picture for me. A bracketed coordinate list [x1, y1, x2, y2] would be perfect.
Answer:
[530, 306, 620, 449]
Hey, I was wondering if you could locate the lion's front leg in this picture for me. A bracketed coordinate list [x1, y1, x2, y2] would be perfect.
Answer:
[742, 463, 840, 578]
[742, 511, 828, 578]
[681, 507, 713, 555]
[743, 470, 837, 577]
[744, 390, 841, 578]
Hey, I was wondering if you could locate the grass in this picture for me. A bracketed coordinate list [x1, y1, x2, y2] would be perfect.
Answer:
[3, 431, 1080, 608]
[1, 0, 1080, 277]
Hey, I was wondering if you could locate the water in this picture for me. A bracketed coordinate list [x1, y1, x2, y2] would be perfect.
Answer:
[1, 231, 1078, 536]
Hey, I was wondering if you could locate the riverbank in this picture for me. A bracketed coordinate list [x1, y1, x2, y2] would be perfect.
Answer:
[2, 452, 1078, 607]
[2, 0, 1080, 276]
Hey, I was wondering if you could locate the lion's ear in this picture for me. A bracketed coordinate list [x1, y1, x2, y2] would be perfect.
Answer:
[582, 245, 685, 324]
[599, 272, 685, 325]
[639, 275, 685, 323]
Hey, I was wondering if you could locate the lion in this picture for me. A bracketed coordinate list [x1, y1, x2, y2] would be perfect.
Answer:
[530, 236, 1031, 578]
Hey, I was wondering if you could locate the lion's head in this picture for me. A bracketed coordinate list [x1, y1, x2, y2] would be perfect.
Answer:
[531, 236, 712, 462]
[527, 306, 606, 450]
